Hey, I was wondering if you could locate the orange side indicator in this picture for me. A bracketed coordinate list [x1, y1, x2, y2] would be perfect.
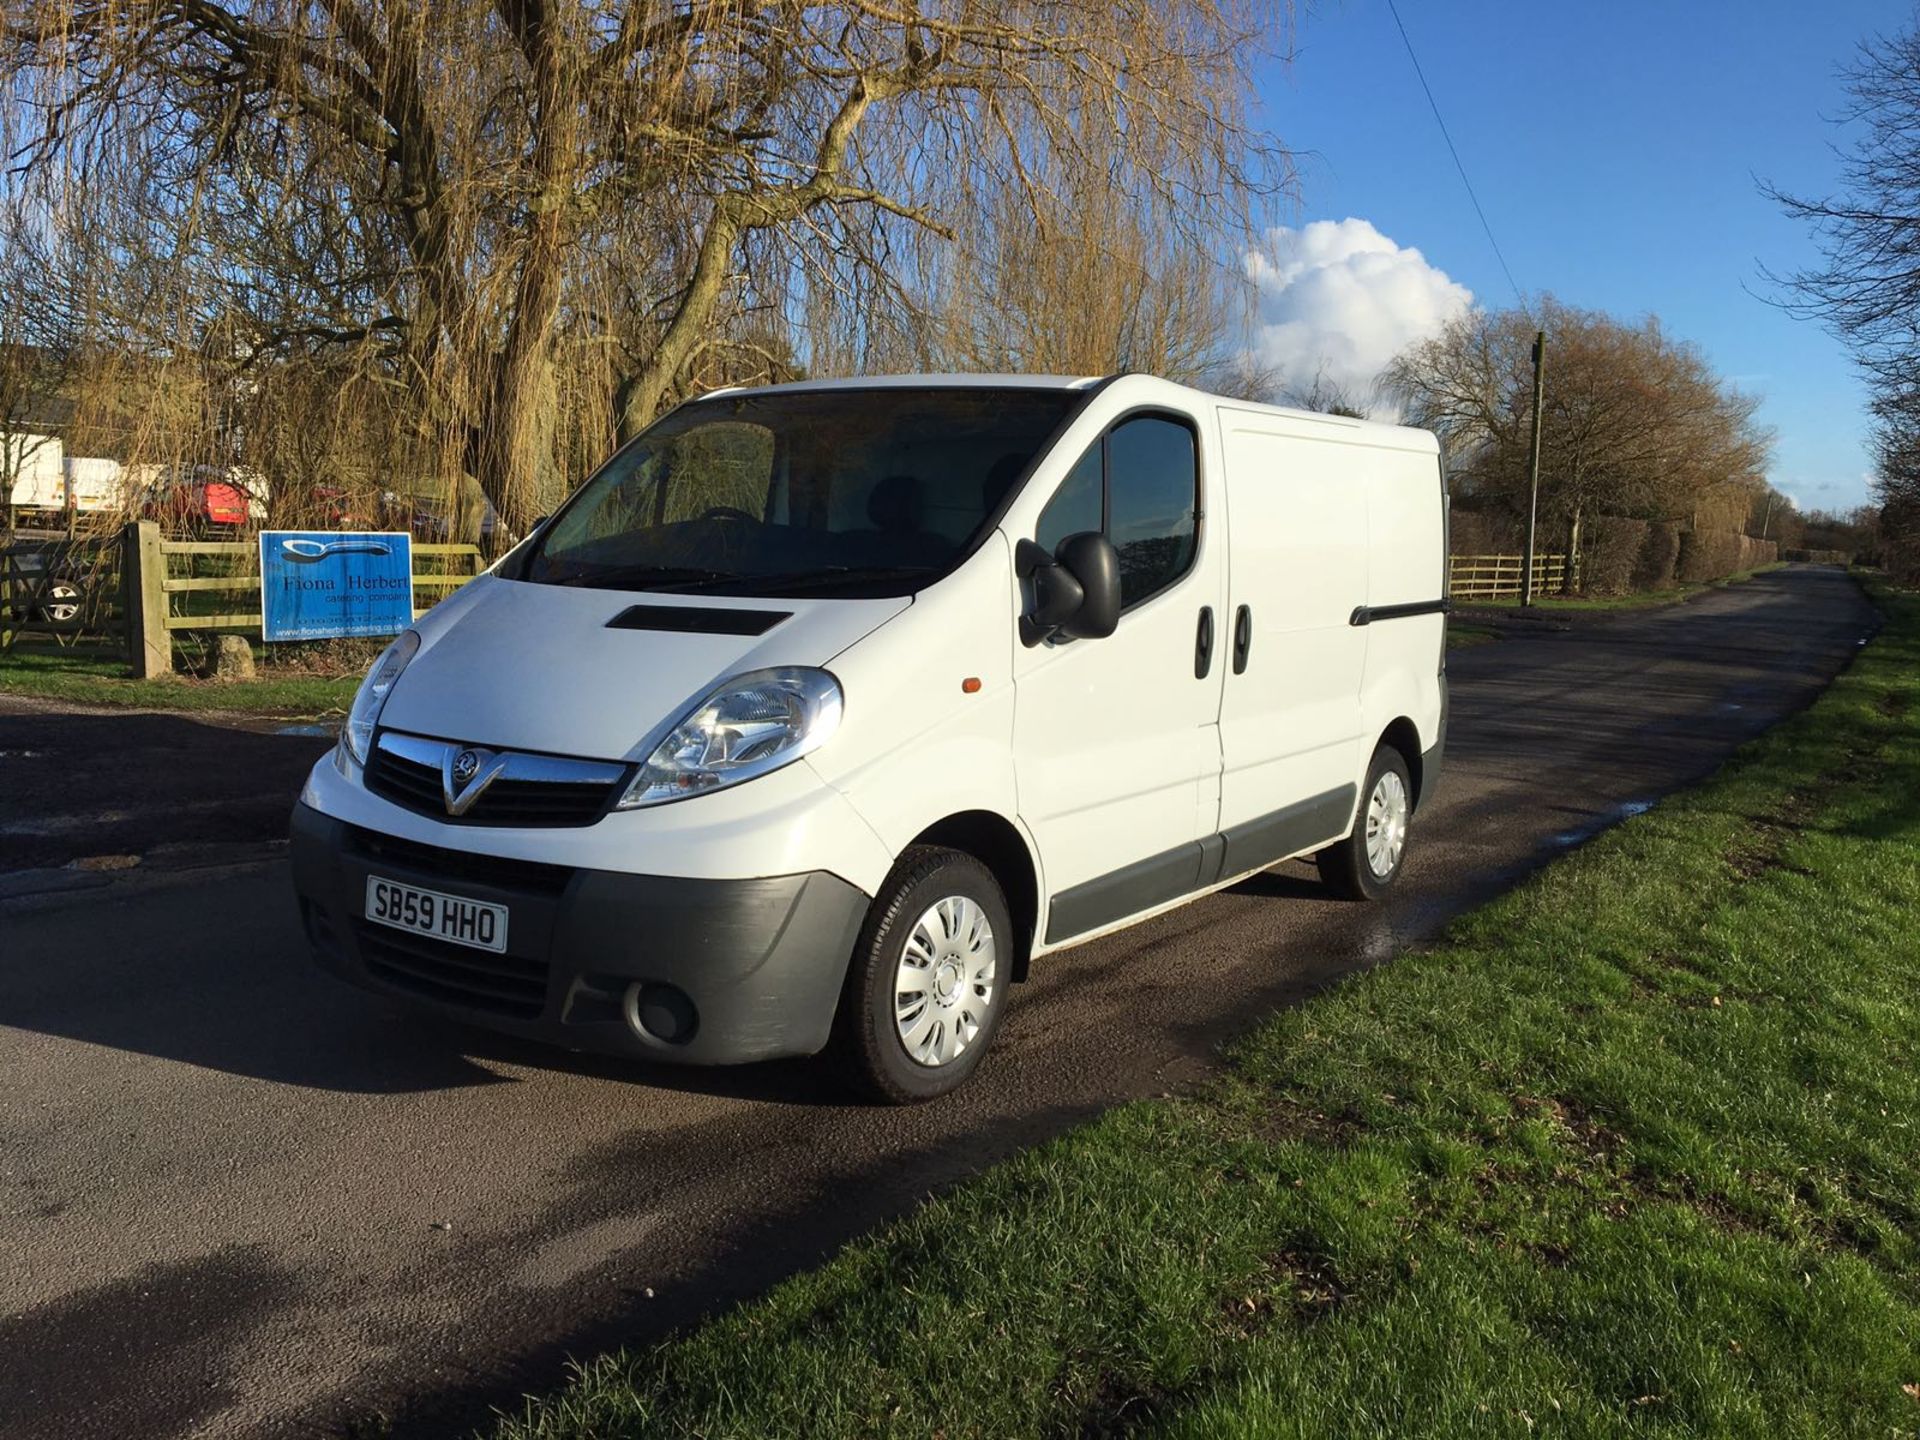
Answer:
[961, 676, 983, 694]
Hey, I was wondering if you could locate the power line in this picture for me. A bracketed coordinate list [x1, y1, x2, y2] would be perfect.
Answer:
[1383, 0, 1526, 307]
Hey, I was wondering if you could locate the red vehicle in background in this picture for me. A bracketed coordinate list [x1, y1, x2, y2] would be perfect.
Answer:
[140, 471, 260, 536]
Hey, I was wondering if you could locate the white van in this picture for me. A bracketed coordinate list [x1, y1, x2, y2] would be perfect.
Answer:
[290, 374, 1448, 1101]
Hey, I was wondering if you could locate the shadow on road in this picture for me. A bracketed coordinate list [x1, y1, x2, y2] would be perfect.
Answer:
[0, 711, 329, 870]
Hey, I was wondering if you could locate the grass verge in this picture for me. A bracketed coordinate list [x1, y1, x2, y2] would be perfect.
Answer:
[0, 650, 357, 718]
[494, 576, 1920, 1440]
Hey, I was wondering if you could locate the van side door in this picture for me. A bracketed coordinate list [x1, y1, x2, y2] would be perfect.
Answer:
[1009, 407, 1229, 946]
[1212, 415, 1373, 875]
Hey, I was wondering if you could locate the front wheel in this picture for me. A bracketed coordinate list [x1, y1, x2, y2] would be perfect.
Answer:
[1317, 747, 1413, 901]
[832, 845, 1012, 1104]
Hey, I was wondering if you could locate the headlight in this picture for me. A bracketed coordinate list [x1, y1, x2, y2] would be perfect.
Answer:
[340, 631, 420, 767]
[617, 666, 843, 809]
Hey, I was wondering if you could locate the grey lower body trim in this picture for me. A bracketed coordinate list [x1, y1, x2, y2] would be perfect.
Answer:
[1419, 677, 1448, 810]
[288, 803, 870, 1065]
[1044, 782, 1357, 945]
[1218, 783, 1357, 879]
[1044, 837, 1214, 945]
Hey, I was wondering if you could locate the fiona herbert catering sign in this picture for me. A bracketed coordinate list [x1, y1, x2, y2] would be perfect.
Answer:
[259, 531, 415, 642]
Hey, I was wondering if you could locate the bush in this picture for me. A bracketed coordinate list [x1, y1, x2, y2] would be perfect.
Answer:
[1678, 528, 1743, 582]
[1448, 508, 1523, 555]
[1580, 516, 1649, 596]
[1677, 529, 1777, 583]
[1634, 522, 1682, 591]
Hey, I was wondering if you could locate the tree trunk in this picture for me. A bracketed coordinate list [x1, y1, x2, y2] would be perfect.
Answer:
[1565, 499, 1584, 596]
[472, 16, 576, 539]
[617, 206, 743, 444]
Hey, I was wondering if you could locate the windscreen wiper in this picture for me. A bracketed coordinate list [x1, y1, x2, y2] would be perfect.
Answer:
[675, 564, 940, 595]
[545, 564, 741, 591]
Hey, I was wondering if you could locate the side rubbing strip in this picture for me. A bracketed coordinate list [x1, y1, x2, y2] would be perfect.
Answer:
[1350, 598, 1450, 627]
[1043, 783, 1360, 945]
[1217, 784, 1356, 879]
[607, 604, 791, 636]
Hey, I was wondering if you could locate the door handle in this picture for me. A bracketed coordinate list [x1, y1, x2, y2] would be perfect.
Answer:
[1232, 604, 1253, 674]
[1195, 606, 1214, 679]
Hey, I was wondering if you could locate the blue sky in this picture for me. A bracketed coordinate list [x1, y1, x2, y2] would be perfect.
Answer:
[1246, 0, 1909, 513]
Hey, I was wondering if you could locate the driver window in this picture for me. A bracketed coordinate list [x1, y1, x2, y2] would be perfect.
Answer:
[1035, 445, 1103, 554]
[1033, 414, 1198, 612]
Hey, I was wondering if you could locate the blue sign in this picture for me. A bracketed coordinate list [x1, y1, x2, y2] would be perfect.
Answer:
[259, 530, 414, 642]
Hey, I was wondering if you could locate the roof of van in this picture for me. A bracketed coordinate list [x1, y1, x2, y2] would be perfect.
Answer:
[695, 373, 1439, 453]
[698, 373, 1106, 398]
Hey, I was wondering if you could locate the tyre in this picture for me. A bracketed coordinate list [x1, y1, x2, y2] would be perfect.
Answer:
[1317, 746, 1414, 901]
[833, 845, 1013, 1104]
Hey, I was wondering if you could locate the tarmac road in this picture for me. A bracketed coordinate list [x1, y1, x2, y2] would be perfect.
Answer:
[0, 566, 1882, 1440]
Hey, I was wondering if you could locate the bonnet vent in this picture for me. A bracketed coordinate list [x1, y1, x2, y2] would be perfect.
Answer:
[606, 604, 791, 637]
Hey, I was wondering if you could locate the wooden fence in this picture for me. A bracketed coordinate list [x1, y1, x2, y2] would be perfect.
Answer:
[122, 521, 485, 676]
[10, 529, 1585, 671]
[1447, 552, 1578, 602]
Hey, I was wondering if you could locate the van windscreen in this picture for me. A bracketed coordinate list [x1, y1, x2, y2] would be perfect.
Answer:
[524, 387, 1081, 596]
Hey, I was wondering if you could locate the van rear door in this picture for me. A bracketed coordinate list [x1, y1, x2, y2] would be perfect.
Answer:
[1211, 413, 1372, 875]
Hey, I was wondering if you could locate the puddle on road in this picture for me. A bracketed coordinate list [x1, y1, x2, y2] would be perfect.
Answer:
[273, 723, 337, 737]
[1546, 798, 1655, 851]
[0, 749, 45, 759]
[1356, 892, 1459, 964]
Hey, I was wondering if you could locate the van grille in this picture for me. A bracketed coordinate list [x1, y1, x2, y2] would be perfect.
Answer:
[366, 734, 627, 828]
[344, 826, 574, 897]
[354, 922, 551, 1019]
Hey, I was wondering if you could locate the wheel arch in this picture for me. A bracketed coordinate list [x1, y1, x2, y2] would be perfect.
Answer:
[1376, 715, 1426, 810]
[907, 810, 1040, 982]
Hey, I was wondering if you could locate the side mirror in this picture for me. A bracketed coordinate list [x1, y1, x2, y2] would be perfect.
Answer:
[1016, 532, 1121, 646]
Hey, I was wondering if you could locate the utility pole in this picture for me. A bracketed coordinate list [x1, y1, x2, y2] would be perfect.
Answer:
[1521, 329, 1545, 608]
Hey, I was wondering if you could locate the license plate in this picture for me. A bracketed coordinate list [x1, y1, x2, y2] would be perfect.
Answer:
[364, 875, 508, 953]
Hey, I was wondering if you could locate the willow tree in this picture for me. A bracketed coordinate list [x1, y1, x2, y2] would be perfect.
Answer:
[5, 0, 1287, 535]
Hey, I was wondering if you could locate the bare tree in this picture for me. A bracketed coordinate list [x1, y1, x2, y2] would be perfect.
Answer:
[5, 0, 1289, 536]
[1279, 363, 1370, 418]
[1766, 13, 1920, 579]
[1385, 297, 1773, 576]
[0, 210, 86, 516]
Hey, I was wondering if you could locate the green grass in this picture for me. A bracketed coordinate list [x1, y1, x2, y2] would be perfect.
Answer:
[0, 650, 358, 718]
[492, 577, 1920, 1440]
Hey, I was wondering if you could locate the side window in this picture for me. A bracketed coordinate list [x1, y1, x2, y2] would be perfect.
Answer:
[1035, 444, 1103, 554]
[1031, 414, 1198, 613]
[1107, 416, 1198, 608]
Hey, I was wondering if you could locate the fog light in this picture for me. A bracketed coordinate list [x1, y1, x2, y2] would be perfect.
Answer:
[625, 982, 698, 1045]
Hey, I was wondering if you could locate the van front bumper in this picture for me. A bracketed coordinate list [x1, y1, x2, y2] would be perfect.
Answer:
[288, 803, 870, 1065]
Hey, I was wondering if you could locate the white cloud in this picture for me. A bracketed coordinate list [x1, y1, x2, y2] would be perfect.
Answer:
[1243, 218, 1472, 406]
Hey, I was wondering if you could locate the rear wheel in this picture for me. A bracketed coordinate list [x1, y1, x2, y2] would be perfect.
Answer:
[833, 845, 1011, 1104]
[1317, 747, 1413, 901]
